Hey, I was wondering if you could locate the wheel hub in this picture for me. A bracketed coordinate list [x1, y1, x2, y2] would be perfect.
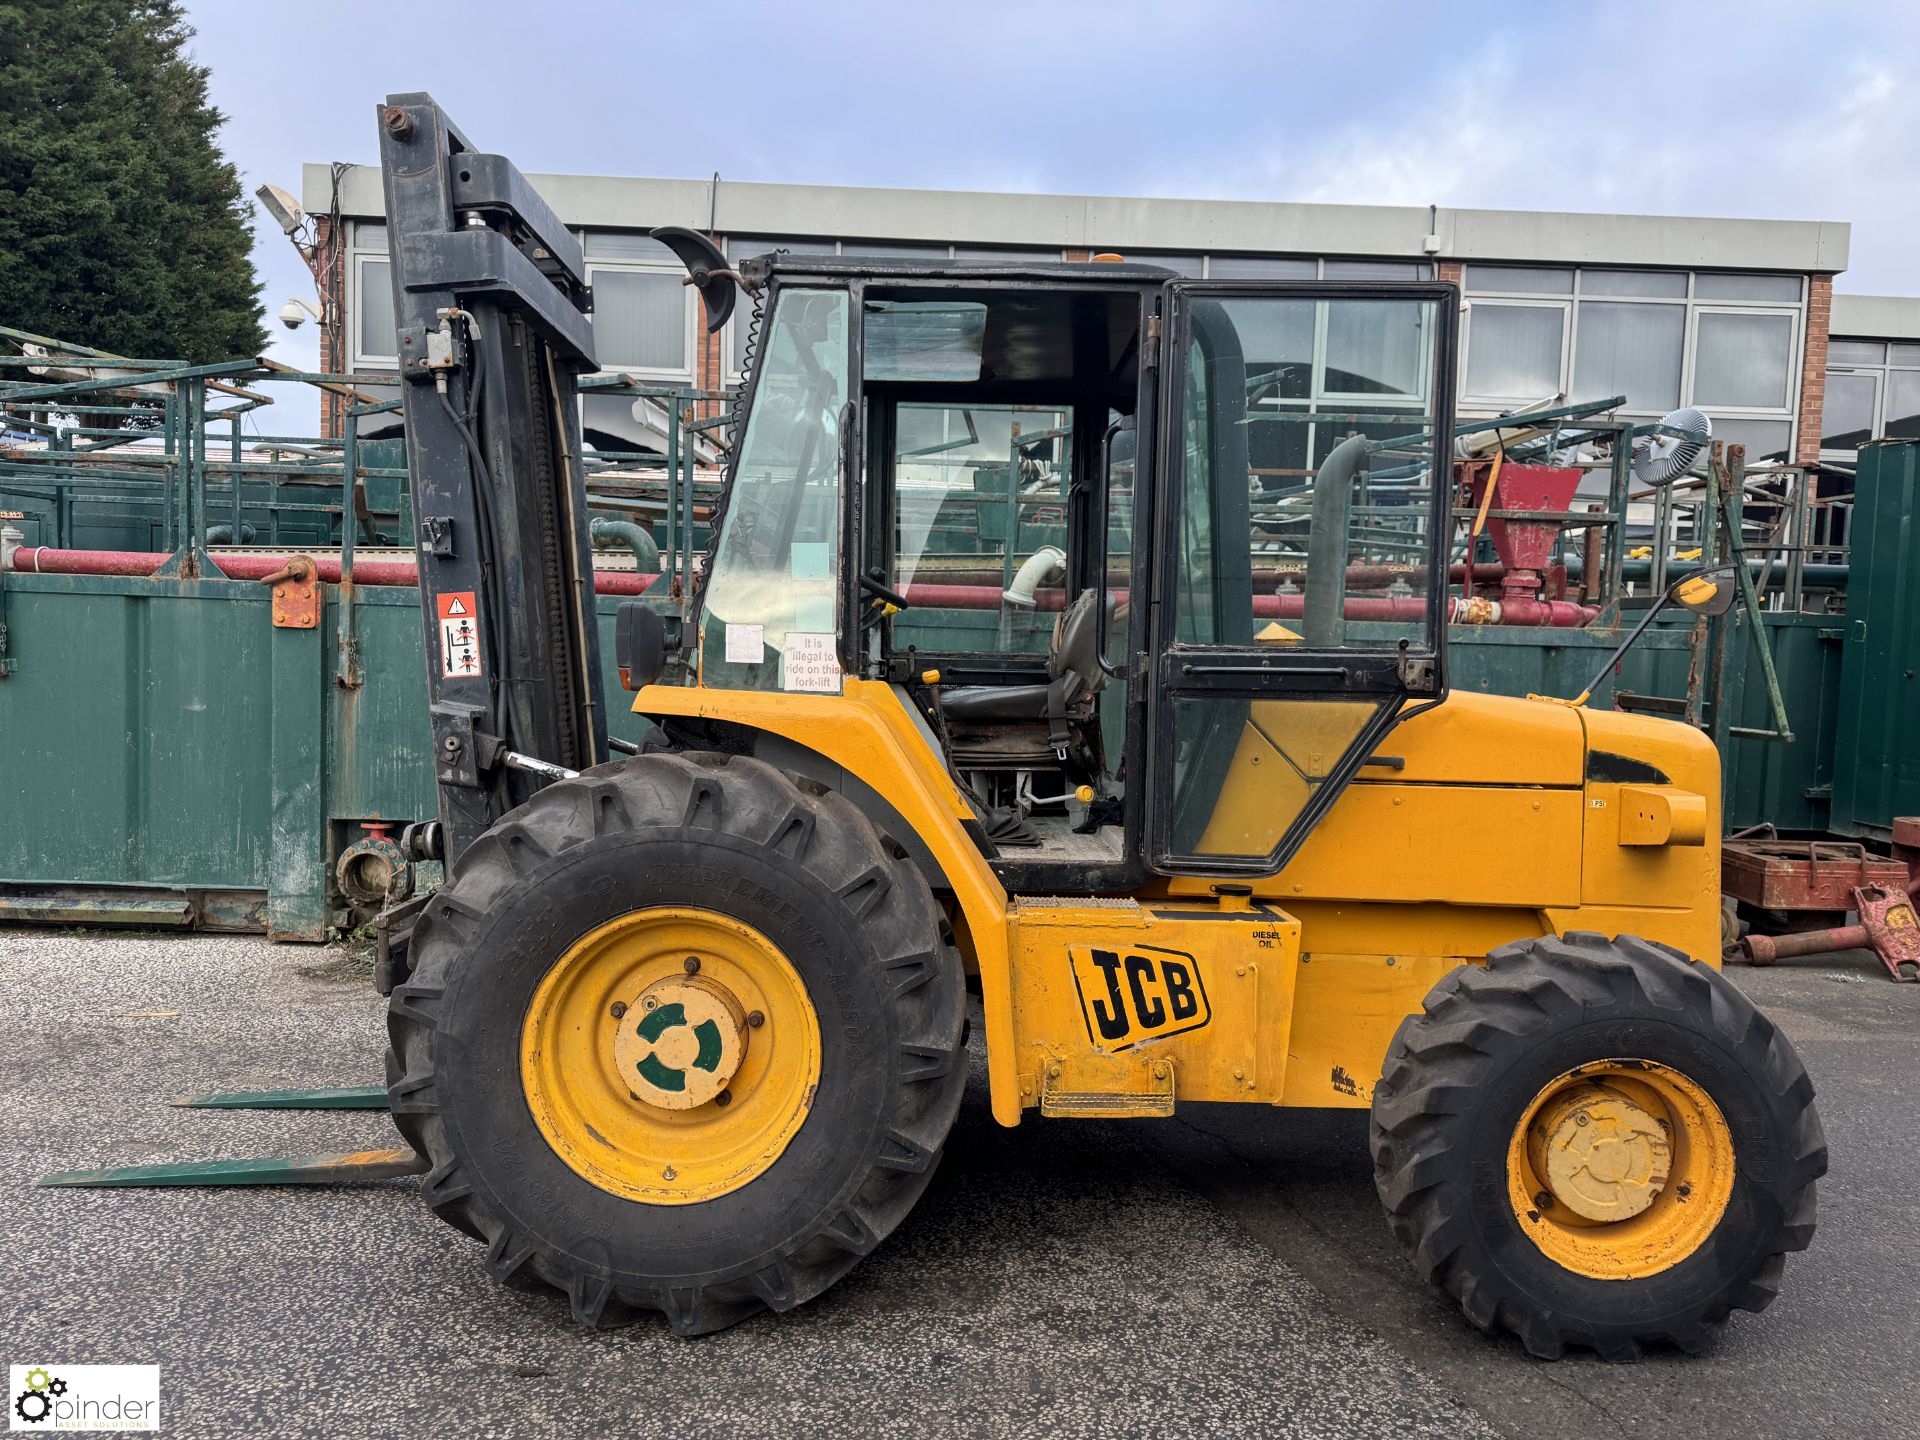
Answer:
[1527, 1083, 1672, 1222]
[614, 974, 747, 1111]
[1505, 1058, 1736, 1280]
[520, 906, 821, 1205]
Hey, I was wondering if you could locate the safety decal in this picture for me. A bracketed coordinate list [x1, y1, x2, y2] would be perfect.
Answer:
[437, 591, 482, 678]
[1068, 944, 1211, 1052]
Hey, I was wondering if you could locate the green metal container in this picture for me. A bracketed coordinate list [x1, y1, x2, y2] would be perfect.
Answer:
[1831, 440, 1920, 839]
[0, 571, 649, 938]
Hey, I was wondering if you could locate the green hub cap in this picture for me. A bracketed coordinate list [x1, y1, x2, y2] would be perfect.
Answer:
[613, 973, 747, 1111]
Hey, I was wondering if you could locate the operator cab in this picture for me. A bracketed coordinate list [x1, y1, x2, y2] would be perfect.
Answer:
[683, 251, 1455, 891]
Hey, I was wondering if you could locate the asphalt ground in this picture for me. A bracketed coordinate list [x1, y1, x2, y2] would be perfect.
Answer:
[0, 929, 1912, 1439]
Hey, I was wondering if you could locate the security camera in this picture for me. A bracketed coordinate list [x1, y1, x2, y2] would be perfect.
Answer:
[279, 297, 320, 331]
[256, 183, 308, 237]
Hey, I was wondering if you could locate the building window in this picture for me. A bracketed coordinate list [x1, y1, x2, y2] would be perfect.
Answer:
[725, 236, 838, 380]
[1320, 259, 1433, 282]
[838, 239, 951, 259]
[1821, 369, 1877, 451]
[343, 223, 398, 368]
[1463, 265, 1804, 461]
[1573, 300, 1685, 411]
[1132, 252, 1206, 277]
[354, 256, 397, 366]
[1463, 302, 1564, 401]
[582, 232, 694, 382]
[1204, 256, 1317, 280]
[950, 245, 1070, 262]
[1693, 311, 1795, 409]
[1823, 339, 1920, 456]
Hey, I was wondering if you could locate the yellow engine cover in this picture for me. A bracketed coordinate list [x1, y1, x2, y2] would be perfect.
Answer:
[1008, 897, 1302, 1115]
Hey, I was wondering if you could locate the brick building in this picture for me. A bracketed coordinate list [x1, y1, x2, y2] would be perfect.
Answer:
[305, 163, 1868, 467]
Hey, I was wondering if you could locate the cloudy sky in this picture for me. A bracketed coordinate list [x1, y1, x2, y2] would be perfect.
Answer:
[180, 0, 1918, 428]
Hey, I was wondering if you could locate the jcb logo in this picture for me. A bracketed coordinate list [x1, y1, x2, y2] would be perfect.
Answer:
[1069, 945, 1211, 1051]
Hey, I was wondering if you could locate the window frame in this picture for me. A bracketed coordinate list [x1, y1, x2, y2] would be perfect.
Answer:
[1821, 340, 1920, 459]
[1685, 305, 1803, 416]
[1147, 279, 1456, 876]
[348, 223, 398, 369]
[1460, 265, 1805, 458]
[581, 256, 699, 384]
[1819, 365, 1881, 456]
[1459, 295, 1572, 409]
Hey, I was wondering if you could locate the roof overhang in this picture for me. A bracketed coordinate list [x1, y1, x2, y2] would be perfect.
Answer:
[304, 163, 1850, 275]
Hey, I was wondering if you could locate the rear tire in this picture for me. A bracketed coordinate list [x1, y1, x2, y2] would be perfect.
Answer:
[1369, 932, 1826, 1360]
[385, 752, 968, 1334]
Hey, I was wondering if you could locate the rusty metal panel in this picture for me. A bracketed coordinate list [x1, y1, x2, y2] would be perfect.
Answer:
[1721, 838, 1908, 911]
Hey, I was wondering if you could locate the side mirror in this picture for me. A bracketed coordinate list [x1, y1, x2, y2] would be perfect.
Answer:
[614, 602, 667, 691]
[1531, 564, 1738, 709]
[1674, 572, 1736, 616]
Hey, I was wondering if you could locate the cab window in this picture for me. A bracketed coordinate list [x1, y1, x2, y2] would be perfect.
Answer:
[698, 289, 849, 690]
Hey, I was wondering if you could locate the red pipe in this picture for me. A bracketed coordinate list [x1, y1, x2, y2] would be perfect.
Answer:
[9, 546, 660, 596]
[900, 582, 1596, 627]
[905, 562, 1509, 589]
[1742, 926, 1869, 965]
[13, 549, 1593, 624]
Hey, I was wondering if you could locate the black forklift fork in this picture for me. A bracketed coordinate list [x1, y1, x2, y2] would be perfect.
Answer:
[41, 93, 604, 1191]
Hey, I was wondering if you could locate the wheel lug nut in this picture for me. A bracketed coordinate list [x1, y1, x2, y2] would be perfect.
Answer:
[609, 1001, 628, 1019]
[747, 1010, 765, 1028]
[715, 1090, 732, 1108]
[684, 956, 701, 974]
[1535, 1191, 1555, 1210]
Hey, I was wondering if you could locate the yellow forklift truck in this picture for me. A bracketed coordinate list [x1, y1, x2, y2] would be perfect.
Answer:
[362, 95, 1821, 1359]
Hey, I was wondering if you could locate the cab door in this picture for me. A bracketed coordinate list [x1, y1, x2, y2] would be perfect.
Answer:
[1147, 282, 1457, 875]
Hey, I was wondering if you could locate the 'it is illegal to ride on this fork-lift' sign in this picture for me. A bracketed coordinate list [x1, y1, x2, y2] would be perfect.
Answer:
[437, 591, 483, 678]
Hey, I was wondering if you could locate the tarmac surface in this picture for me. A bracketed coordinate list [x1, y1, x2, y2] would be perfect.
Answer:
[0, 928, 1913, 1439]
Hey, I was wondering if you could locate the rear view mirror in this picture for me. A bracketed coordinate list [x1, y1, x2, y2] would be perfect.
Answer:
[1675, 573, 1736, 616]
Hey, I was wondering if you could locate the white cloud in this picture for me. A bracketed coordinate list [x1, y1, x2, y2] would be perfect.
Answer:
[1150, 17, 1920, 295]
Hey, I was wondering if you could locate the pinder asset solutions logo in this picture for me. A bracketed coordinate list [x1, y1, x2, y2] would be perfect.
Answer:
[9, 1366, 159, 1432]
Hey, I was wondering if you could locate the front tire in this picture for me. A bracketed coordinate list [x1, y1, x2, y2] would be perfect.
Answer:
[385, 753, 968, 1335]
[1369, 932, 1826, 1360]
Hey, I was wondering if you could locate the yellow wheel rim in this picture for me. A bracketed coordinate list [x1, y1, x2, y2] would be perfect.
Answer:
[520, 907, 821, 1205]
[1506, 1060, 1735, 1280]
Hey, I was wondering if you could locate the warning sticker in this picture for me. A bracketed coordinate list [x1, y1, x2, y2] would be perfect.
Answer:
[437, 591, 483, 678]
[781, 631, 841, 693]
[725, 622, 766, 664]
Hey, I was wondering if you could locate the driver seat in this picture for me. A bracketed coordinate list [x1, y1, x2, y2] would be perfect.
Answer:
[939, 588, 1110, 748]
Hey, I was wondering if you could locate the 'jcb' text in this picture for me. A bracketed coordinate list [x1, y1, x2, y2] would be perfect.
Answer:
[1069, 945, 1212, 1051]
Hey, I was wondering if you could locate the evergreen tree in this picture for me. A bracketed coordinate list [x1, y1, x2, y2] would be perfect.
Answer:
[0, 0, 266, 361]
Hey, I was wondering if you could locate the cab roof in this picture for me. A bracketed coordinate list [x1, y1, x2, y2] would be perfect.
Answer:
[739, 252, 1180, 286]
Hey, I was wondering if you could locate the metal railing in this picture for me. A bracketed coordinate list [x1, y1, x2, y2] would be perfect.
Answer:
[0, 325, 729, 579]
